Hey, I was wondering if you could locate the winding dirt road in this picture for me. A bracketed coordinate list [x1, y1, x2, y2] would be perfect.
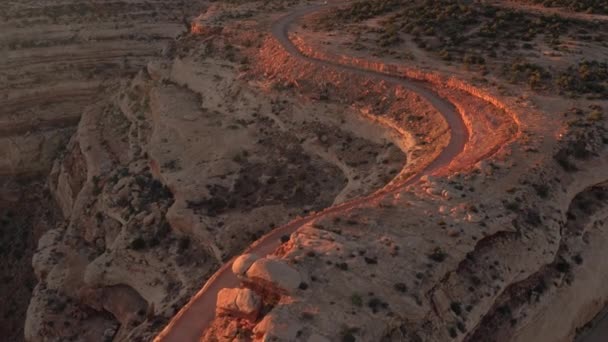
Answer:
[155, 2, 468, 341]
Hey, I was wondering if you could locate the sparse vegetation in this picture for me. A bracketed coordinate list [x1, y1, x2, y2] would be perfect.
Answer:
[555, 259, 571, 273]
[320, 0, 602, 63]
[340, 326, 359, 342]
[393, 282, 407, 293]
[130, 237, 146, 250]
[351, 293, 363, 307]
[533, 183, 550, 198]
[504, 62, 551, 90]
[526, 0, 608, 15]
[336, 262, 349, 270]
[318, 0, 607, 96]
[92, 175, 102, 195]
[367, 297, 387, 313]
[428, 247, 447, 262]
[556, 60, 608, 98]
[450, 302, 462, 316]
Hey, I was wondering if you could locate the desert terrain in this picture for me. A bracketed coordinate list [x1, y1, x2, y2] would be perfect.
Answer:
[0, 0, 606, 341]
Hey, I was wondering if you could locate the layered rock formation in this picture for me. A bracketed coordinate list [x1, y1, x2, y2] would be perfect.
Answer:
[0, 0, 205, 176]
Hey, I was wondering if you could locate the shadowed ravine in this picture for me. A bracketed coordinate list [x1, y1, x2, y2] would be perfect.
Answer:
[155, 2, 469, 341]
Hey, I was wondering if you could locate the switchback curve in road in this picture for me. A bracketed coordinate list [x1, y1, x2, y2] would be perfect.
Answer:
[155, 2, 469, 341]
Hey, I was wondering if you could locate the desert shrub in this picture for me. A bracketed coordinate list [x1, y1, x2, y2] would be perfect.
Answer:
[428, 247, 447, 262]
[367, 297, 386, 313]
[394, 282, 408, 293]
[378, 24, 401, 46]
[177, 237, 190, 251]
[504, 61, 551, 89]
[497, 305, 512, 318]
[533, 183, 550, 198]
[341, 327, 358, 342]
[439, 49, 452, 61]
[504, 200, 521, 211]
[92, 175, 102, 195]
[555, 259, 571, 272]
[336, 262, 349, 270]
[130, 237, 146, 250]
[463, 54, 486, 65]
[351, 293, 363, 307]
[450, 302, 462, 315]
[588, 110, 603, 121]
[523, 208, 542, 226]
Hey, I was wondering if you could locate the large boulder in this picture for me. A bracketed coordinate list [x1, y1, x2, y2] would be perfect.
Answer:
[246, 258, 301, 292]
[232, 253, 259, 276]
[216, 288, 261, 319]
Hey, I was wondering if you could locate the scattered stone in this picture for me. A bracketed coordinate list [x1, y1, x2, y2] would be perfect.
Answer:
[447, 228, 460, 237]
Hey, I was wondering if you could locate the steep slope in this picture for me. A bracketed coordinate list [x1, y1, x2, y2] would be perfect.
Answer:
[0, 1, 207, 340]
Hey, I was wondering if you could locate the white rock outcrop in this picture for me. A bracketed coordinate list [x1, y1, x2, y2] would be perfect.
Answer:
[246, 258, 301, 292]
